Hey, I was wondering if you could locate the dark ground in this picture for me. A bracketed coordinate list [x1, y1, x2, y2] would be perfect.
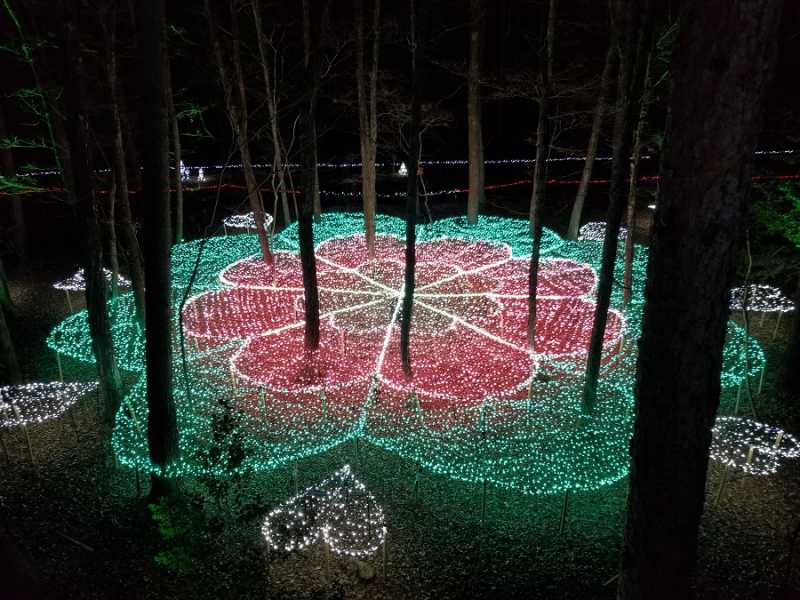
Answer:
[1, 168, 799, 599]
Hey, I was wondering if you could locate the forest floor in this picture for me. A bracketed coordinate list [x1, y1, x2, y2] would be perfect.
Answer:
[2, 248, 799, 600]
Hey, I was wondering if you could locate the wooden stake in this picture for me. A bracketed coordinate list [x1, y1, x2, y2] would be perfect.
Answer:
[293, 463, 299, 496]
[481, 480, 487, 523]
[65, 290, 73, 312]
[758, 365, 766, 395]
[21, 424, 34, 465]
[759, 311, 767, 327]
[559, 490, 569, 534]
[773, 312, 783, 340]
[0, 431, 9, 464]
[55, 352, 64, 382]
[383, 533, 388, 579]
[135, 468, 141, 497]
[713, 463, 731, 506]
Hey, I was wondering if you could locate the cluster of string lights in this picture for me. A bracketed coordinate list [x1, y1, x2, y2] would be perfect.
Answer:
[222, 211, 274, 232]
[577, 222, 628, 242]
[261, 465, 386, 557]
[729, 284, 796, 313]
[53, 268, 131, 292]
[46, 212, 765, 494]
[0, 381, 98, 427]
[710, 417, 799, 475]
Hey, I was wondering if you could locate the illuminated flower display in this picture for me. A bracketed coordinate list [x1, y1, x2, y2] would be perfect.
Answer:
[182, 234, 623, 408]
[46, 213, 766, 494]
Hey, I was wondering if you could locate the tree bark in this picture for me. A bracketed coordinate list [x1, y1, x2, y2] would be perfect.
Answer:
[581, 0, 653, 413]
[298, 0, 328, 352]
[527, 0, 556, 352]
[356, 0, 381, 256]
[400, 0, 422, 376]
[207, 0, 272, 263]
[567, 33, 617, 241]
[466, 0, 484, 224]
[100, 12, 146, 323]
[0, 299, 21, 384]
[166, 57, 184, 243]
[63, 0, 123, 424]
[252, 0, 292, 226]
[622, 51, 652, 307]
[0, 101, 27, 260]
[139, 0, 179, 498]
[618, 1, 783, 598]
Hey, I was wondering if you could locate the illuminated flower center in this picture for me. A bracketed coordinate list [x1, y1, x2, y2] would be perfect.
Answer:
[183, 234, 624, 407]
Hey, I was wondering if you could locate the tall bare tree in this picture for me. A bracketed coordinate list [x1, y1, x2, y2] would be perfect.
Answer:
[252, 0, 292, 226]
[0, 267, 20, 383]
[355, 0, 381, 256]
[207, 0, 273, 263]
[619, 1, 783, 597]
[566, 26, 617, 241]
[466, 0, 484, 224]
[581, 0, 654, 413]
[527, 0, 557, 352]
[63, 0, 123, 423]
[0, 101, 27, 260]
[139, 0, 178, 498]
[165, 56, 184, 243]
[400, 0, 423, 376]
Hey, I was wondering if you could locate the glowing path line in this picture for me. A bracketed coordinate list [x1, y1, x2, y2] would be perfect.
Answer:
[374, 293, 405, 374]
[217, 283, 387, 297]
[316, 255, 400, 297]
[415, 257, 511, 292]
[415, 298, 531, 355]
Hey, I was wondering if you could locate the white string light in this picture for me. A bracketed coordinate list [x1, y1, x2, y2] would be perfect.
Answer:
[729, 284, 796, 313]
[222, 211, 274, 231]
[577, 222, 628, 242]
[0, 381, 98, 427]
[710, 416, 799, 475]
[53, 268, 131, 292]
[262, 464, 386, 557]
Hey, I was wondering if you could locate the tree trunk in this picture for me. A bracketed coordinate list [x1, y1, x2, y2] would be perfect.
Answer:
[527, 0, 556, 352]
[207, 0, 272, 263]
[252, 0, 292, 226]
[101, 12, 146, 323]
[63, 1, 123, 424]
[166, 58, 184, 243]
[0, 101, 27, 260]
[618, 1, 782, 598]
[139, 0, 179, 499]
[567, 34, 617, 241]
[400, 0, 422, 376]
[622, 51, 653, 307]
[581, 0, 653, 413]
[299, 0, 327, 352]
[0, 300, 21, 384]
[356, 0, 381, 256]
[0, 258, 12, 314]
[466, 0, 484, 224]
[782, 275, 800, 397]
[107, 173, 121, 297]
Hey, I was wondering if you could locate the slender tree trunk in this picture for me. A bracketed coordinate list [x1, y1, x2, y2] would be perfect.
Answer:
[581, 0, 653, 413]
[63, 1, 123, 423]
[466, 0, 484, 224]
[252, 0, 292, 225]
[0, 102, 27, 260]
[107, 174, 120, 297]
[0, 258, 12, 313]
[208, 0, 272, 263]
[102, 14, 146, 323]
[527, 0, 556, 352]
[400, 0, 422, 376]
[356, 0, 381, 256]
[166, 58, 184, 243]
[0, 301, 21, 384]
[139, 0, 179, 499]
[299, 0, 328, 352]
[622, 51, 653, 306]
[619, 2, 782, 598]
[303, 0, 323, 224]
[783, 274, 800, 394]
[567, 34, 617, 240]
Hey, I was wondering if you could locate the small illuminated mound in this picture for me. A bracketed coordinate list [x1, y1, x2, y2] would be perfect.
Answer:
[0, 381, 98, 427]
[729, 284, 796, 313]
[223, 211, 274, 231]
[710, 417, 799, 475]
[578, 221, 628, 242]
[54, 268, 131, 292]
[262, 465, 386, 557]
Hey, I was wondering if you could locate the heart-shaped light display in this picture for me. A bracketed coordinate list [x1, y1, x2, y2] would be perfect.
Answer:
[262, 464, 386, 557]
